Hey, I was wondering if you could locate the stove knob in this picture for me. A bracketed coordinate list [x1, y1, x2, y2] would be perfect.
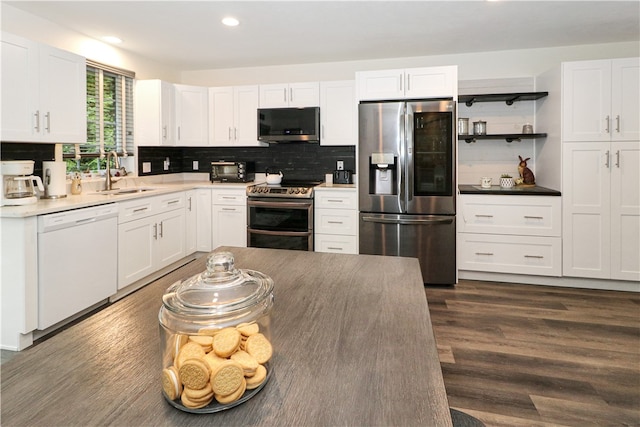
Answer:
[300, 188, 308, 194]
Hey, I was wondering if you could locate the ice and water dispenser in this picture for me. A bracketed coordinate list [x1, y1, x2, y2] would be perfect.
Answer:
[368, 153, 397, 195]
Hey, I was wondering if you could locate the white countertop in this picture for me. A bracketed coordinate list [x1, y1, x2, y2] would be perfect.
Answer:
[0, 177, 255, 218]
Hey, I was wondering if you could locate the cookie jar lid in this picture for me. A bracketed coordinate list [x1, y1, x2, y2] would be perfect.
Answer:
[162, 251, 273, 318]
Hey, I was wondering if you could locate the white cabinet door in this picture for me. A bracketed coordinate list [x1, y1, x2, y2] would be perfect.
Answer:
[196, 189, 212, 252]
[39, 44, 86, 143]
[185, 190, 197, 255]
[156, 208, 186, 267]
[610, 142, 640, 281]
[118, 216, 156, 288]
[212, 203, 247, 249]
[1, 32, 39, 142]
[404, 66, 457, 99]
[320, 80, 356, 146]
[209, 86, 234, 146]
[562, 143, 611, 278]
[234, 85, 261, 145]
[259, 82, 319, 107]
[562, 60, 611, 142]
[135, 80, 175, 146]
[356, 69, 404, 101]
[1, 32, 86, 143]
[175, 84, 208, 146]
[611, 58, 640, 141]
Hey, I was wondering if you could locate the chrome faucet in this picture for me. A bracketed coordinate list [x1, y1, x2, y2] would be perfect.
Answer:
[105, 151, 120, 191]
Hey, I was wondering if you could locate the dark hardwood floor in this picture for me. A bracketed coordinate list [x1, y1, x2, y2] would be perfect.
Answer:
[426, 280, 640, 427]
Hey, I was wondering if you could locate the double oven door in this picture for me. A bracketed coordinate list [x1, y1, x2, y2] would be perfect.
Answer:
[247, 197, 313, 251]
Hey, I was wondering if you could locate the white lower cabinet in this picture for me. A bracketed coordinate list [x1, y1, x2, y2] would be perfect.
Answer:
[118, 193, 186, 289]
[211, 188, 247, 249]
[196, 188, 213, 252]
[314, 187, 358, 254]
[185, 190, 197, 255]
[458, 195, 562, 276]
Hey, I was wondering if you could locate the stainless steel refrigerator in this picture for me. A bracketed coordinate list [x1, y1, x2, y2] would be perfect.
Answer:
[358, 99, 456, 285]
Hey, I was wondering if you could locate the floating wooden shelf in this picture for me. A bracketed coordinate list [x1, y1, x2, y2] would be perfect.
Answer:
[459, 92, 548, 107]
[458, 133, 547, 143]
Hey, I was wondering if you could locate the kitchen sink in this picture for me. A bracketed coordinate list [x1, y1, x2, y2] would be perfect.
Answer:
[92, 187, 156, 196]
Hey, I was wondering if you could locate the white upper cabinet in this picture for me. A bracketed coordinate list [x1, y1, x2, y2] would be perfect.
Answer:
[356, 66, 457, 101]
[320, 80, 356, 146]
[1, 32, 86, 143]
[209, 85, 265, 147]
[174, 84, 209, 146]
[562, 58, 639, 142]
[259, 82, 319, 108]
[135, 79, 175, 146]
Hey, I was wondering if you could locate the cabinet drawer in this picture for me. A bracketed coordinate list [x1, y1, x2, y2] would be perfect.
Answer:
[315, 189, 357, 209]
[315, 208, 357, 235]
[315, 234, 357, 254]
[212, 189, 246, 206]
[155, 192, 185, 211]
[460, 195, 561, 236]
[118, 197, 155, 223]
[458, 233, 561, 277]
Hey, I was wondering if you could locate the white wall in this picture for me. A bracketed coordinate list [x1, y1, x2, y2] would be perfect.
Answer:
[1, 3, 179, 81]
[181, 41, 639, 86]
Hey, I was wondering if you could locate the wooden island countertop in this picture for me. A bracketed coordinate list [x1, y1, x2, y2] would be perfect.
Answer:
[1, 247, 452, 426]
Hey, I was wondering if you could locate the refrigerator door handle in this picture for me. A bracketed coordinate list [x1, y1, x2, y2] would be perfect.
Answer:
[362, 216, 454, 225]
[398, 109, 406, 212]
[405, 106, 414, 203]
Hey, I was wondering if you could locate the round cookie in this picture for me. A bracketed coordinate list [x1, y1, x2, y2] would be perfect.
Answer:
[230, 350, 259, 376]
[181, 391, 212, 409]
[245, 364, 267, 390]
[175, 341, 206, 370]
[212, 328, 242, 358]
[172, 334, 189, 358]
[215, 378, 246, 405]
[244, 333, 273, 364]
[188, 334, 213, 352]
[203, 352, 227, 372]
[183, 382, 213, 402]
[162, 366, 182, 400]
[236, 322, 260, 337]
[210, 360, 244, 397]
[179, 358, 211, 390]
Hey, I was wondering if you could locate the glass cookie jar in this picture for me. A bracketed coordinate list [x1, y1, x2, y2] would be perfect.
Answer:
[158, 251, 274, 413]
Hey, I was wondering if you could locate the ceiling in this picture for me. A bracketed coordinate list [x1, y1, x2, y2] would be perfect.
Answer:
[6, 1, 640, 71]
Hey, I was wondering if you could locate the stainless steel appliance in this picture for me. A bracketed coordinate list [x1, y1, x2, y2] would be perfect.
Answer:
[358, 99, 457, 285]
[211, 161, 255, 183]
[257, 107, 320, 143]
[247, 180, 321, 251]
[1, 160, 44, 206]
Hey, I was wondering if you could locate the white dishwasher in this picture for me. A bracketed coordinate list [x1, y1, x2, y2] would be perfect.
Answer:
[37, 203, 119, 330]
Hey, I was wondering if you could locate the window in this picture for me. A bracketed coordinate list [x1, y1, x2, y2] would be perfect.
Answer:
[63, 60, 134, 173]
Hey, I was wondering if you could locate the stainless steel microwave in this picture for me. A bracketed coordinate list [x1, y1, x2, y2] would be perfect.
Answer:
[258, 107, 320, 143]
[211, 161, 255, 183]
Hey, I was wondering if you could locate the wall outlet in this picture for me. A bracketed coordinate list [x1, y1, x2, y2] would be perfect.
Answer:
[164, 157, 170, 171]
[337, 160, 344, 170]
[193, 160, 199, 170]
[142, 162, 151, 173]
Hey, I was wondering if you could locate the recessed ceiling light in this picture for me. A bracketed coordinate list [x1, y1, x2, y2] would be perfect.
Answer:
[102, 36, 123, 44]
[222, 17, 239, 27]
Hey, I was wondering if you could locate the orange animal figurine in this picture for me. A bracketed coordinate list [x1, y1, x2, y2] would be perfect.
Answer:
[518, 155, 535, 185]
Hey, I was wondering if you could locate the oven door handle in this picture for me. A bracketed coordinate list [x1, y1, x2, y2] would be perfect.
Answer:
[361, 216, 454, 225]
[247, 228, 311, 237]
[248, 200, 312, 208]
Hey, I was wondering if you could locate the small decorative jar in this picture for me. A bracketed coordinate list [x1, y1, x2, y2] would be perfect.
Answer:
[158, 251, 274, 413]
[500, 175, 515, 188]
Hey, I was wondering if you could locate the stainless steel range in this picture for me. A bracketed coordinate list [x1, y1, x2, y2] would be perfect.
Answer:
[247, 180, 322, 251]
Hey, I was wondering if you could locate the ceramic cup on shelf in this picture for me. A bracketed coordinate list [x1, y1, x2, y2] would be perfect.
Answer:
[522, 124, 533, 134]
[480, 177, 492, 188]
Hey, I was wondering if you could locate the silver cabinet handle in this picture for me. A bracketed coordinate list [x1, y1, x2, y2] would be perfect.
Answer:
[616, 115, 621, 133]
[234, 127, 238, 140]
[327, 221, 344, 224]
[45, 112, 51, 133]
[616, 150, 620, 168]
[167, 199, 180, 205]
[475, 252, 493, 256]
[34, 110, 40, 132]
[283, 88, 287, 103]
[153, 223, 158, 240]
[178, 126, 181, 140]
[228, 127, 232, 141]
[327, 247, 343, 251]
[289, 87, 293, 102]
[399, 74, 403, 92]
[133, 207, 148, 213]
[222, 207, 237, 211]
[159, 221, 164, 238]
[605, 150, 610, 168]
[524, 215, 543, 220]
[407, 74, 411, 91]
[188, 197, 192, 211]
[327, 199, 344, 203]
[605, 115, 610, 133]
[475, 214, 494, 218]
[524, 255, 544, 259]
